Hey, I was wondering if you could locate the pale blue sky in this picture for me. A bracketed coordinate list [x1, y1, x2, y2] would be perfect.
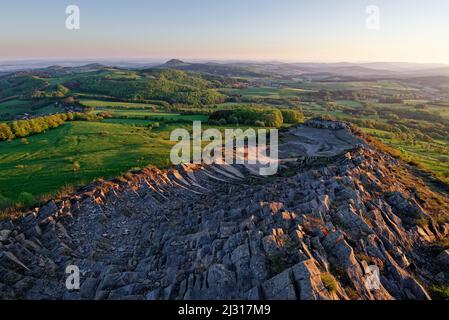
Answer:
[1, 0, 449, 63]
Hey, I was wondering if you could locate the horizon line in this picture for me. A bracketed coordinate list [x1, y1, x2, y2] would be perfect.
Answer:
[0, 58, 448, 66]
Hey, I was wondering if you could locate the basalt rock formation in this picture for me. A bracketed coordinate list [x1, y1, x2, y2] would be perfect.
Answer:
[1, 120, 448, 300]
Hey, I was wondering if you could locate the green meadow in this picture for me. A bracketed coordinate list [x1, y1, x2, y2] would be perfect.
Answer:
[92, 108, 208, 121]
[361, 127, 449, 185]
[0, 99, 61, 118]
[79, 99, 155, 108]
[0, 115, 259, 209]
[222, 87, 312, 98]
[0, 120, 178, 207]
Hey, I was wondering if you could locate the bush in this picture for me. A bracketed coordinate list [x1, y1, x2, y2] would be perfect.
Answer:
[209, 109, 234, 121]
[72, 161, 81, 172]
[96, 111, 113, 119]
[430, 285, 449, 300]
[209, 106, 284, 127]
[0, 123, 14, 140]
[228, 115, 238, 124]
[0, 195, 13, 210]
[320, 273, 338, 294]
[281, 109, 304, 124]
[0, 112, 89, 142]
[17, 192, 36, 208]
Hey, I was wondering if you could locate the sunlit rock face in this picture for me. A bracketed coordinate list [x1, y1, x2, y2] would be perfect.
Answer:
[0, 120, 448, 300]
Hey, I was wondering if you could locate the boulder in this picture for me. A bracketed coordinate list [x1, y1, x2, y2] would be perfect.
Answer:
[437, 250, 449, 267]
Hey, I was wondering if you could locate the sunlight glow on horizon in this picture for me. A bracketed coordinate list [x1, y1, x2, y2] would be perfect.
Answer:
[1, 0, 449, 64]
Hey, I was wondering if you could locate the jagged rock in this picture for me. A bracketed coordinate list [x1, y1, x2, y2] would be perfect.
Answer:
[80, 278, 100, 299]
[291, 259, 331, 300]
[262, 268, 296, 300]
[145, 288, 161, 300]
[437, 250, 449, 267]
[0, 230, 11, 242]
[206, 264, 236, 298]
[0, 251, 30, 271]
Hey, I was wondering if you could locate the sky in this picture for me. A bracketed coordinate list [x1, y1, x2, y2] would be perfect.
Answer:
[1, 0, 449, 63]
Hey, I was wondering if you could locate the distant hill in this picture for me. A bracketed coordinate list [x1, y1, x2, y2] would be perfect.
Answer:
[156, 59, 268, 78]
[163, 59, 189, 67]
[221, 61, 449, 80]
[3, 60, 449, 81]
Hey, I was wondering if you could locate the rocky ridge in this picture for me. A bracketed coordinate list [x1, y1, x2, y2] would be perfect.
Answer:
[0, 120, 448, 300]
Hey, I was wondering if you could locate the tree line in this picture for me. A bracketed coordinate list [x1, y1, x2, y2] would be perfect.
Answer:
[0, 112, 109, 141]
[209, 107, 304, 127]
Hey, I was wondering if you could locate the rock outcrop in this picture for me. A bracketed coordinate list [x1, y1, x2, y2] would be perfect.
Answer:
[1, 120, 448, 300]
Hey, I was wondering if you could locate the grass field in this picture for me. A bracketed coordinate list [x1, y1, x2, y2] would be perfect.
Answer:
[335, 100, 363, 108]
[0, 99, 30, 108]
[222, 87, 311, 98]
[79, 99, 155, 108]
[296, 80, 419, 93]
[361, 127, 449, 184]
[0, 118, 258, 209]
[0, 99, 61, 118]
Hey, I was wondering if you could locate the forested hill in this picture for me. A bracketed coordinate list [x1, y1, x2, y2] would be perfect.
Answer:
[68, 69, 225, 105]
[154, 59, 268, 78]
[0, 67, 226, 106]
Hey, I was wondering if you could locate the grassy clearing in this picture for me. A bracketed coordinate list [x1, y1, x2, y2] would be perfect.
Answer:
[0, 121, 177, 206]
[79, 99, 155, 108]
[91, 108, 208, 121]
[361, 127, 449, 185]
[0, 118, 257, 209]
[0, 99, 62, 118]
[335, 100, 363, 108]
[222, 87, 310, 98]
[297, 80, 419, 93]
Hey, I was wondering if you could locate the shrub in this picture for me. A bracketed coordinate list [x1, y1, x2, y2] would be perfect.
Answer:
[228, 115, 238, 124]
[321, 273, 338, 294]
[0, 112, 88, 142]
[0, 195, 13, 210]
[281, 109, 304, 124]
[96, 111, 113, 119]
[17, 192, 36, 208]
[430, 285, 449, 300]
[210, 106, 284, 128]
[415, 217, 429, 228]
[72, 161, 81, 172]
[209, 109, 234, 121]
[0, 123, 14, 140]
